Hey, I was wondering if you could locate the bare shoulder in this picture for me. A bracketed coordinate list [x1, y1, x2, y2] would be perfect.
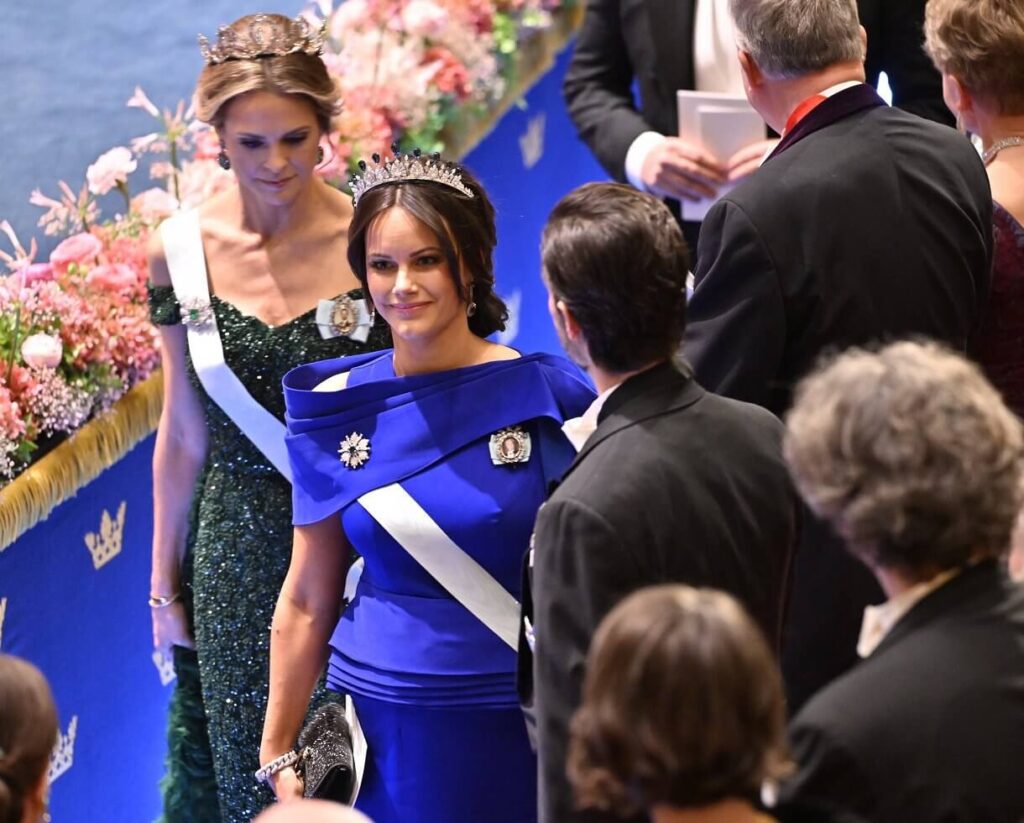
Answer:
[483, 343, 521, 363]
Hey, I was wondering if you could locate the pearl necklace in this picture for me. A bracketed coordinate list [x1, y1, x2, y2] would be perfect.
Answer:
[983, 135, 1024, 165]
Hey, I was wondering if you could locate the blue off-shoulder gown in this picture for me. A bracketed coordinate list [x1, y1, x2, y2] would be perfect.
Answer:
[283, 350, 594, 823]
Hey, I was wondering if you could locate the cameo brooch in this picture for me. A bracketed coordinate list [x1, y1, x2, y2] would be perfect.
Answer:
[338, 432, 371, 469]
[489, 426, 531, 465]
[316, 295, 375, 343]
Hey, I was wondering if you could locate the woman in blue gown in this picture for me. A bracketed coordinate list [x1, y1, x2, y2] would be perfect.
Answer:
[259, 154, 594, 822]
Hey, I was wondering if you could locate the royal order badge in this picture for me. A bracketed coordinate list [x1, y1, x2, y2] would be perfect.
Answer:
[489, 426, 531, 466]
[338, 432, 371, 469]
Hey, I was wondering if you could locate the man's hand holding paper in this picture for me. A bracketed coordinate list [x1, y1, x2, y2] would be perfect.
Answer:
[640, 137, 728, 202]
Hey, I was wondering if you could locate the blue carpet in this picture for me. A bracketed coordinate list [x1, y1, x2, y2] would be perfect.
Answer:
[0, 1, 303, 258]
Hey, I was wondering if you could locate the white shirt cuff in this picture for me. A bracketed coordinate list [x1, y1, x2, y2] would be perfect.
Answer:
[624, 131, 666, 191]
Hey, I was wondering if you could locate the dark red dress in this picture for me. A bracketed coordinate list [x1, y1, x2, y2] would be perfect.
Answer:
[974, 202, 1024, 416]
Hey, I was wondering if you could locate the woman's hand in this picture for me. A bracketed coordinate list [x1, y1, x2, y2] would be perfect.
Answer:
[269, 765, 304, 801]
[151, 600, 195, 654]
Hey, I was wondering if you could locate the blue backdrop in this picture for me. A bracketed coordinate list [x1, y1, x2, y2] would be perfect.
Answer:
[1, 37, 608, 821]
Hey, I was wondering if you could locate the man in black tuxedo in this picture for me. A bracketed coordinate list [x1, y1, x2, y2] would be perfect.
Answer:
[684, 0, 992, 712]
[780, 342, 1024, 823]
[564, 0, 952, 245]
[519, 182, 798, 823]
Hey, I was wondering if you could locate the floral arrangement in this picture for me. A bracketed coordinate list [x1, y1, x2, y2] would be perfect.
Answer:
[0, 0, 574, 483]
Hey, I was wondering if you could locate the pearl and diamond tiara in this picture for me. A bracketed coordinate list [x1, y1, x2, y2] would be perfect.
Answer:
[349, 147, 475, 207]
[198, 14, 326, 66]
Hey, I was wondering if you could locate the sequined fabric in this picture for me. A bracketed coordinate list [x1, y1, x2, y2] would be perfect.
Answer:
[148, 284, 390, 822]
[973, 203, 1024, 418]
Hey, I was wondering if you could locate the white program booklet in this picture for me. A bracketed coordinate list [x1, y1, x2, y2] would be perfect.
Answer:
[676, 90, 766, 222]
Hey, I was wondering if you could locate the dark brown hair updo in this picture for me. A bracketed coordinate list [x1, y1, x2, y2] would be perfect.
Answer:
[347, 161, 509, 339]
[194, 13, 341, 132]
[0, 655, 58, 823]
[568, 586, 791, 816]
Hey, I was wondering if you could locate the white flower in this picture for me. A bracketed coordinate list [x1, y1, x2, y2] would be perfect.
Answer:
[86, 147, 137, 196]
[20, 332, 63, 369]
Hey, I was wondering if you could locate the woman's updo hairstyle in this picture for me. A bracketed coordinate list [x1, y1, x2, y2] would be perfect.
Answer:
[0, 655, 57, 823]
[194, 13, 341, 132]
[347, 160, 509, 339]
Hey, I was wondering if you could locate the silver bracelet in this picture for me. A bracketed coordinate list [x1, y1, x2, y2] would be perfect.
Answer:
[148, 592, 181, 608]
[255, 750, 302, 785]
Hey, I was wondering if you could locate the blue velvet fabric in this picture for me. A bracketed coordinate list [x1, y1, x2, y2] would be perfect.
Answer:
[282, 350, 594, 822]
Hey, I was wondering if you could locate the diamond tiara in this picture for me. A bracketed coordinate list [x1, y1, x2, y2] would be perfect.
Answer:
[349, 147, 475, 207]
[198, 14, 326, 66]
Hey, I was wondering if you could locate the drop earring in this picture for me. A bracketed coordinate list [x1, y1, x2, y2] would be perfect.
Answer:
[317, 146, 325, 164]
[218, 142, 231, 171]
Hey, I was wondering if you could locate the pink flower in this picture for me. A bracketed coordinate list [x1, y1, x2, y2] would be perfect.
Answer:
[190, 125, 222, 161]
[425, 47, 472, 99]
[50, 232, 102, 273]
[21, 262, 54, 285]
[402, 1, 449, 36]
[126, 86, 160, 118]
[20, 332, 63, 369]
[86, 146, 137, 196]
[86, 263, 138, 293]
[132, 187, 179, 222]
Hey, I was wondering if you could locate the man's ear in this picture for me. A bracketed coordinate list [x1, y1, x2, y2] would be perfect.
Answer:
[556, 299, 583, 344]
[859, 25, 868, 61]
[738, 50, 764, 89]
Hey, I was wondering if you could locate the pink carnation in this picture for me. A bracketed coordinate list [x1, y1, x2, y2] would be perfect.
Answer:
[425, 47, 472, 99]
[20, 332, 63, 370]
[86, 263, 138, 293]
[20, 262, 54, 286]
[402, 1, 449, 36]
[132, 188, 179, 223]
[0, 385, 25, 442]
[50, 232, 102, 273]
[86, 146, 137, 196]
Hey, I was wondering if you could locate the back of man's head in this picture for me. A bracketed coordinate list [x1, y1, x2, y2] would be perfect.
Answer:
[730, 0, 863, 79]
[253, 800, 374, 823]
[541, 183, 688, 374]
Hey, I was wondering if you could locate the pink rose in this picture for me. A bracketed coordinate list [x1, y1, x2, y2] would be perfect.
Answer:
[86, 263, 138, 293]
[50, 232, 102, 273]
[86, 146, 137, 196]
[20, 333, 63, 370]
[20, 262, 54, 286]
[132, 188, 179, 222]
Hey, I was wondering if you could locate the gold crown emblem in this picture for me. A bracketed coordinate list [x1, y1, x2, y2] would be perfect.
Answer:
[84, 502, 126, 570]
[199, 14, 326, 65]
[349, 148, 475, 207]
[0, 597, 6, 649]
[47, 715, 78, 785]
[152, 650, 177, 687]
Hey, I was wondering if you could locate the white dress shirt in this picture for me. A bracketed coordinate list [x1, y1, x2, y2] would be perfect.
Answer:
[856, 568, 960, 658]
[560, 383, 622, 452]
[625, 0, 745, 191]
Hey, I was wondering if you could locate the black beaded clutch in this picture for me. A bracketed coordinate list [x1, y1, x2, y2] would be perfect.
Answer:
[297, 702, 356, 804]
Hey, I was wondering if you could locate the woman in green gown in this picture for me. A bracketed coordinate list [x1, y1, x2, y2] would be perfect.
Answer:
[146, 13, 389, 822]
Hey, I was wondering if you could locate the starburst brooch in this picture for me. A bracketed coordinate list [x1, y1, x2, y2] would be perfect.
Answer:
[179, 297, 214, 329]
[338, 432, 371, 469]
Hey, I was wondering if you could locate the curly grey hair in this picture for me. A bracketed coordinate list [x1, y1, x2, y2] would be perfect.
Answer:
[784, 341, 1024, 578]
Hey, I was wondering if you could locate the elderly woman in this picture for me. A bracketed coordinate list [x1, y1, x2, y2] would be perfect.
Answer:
[567, 585, 864, 823]
[925, 0, 1024, 415]
[780, 340, 1024, 822]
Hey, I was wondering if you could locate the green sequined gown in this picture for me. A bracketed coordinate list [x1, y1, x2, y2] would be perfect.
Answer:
[149, 285, 390, 823]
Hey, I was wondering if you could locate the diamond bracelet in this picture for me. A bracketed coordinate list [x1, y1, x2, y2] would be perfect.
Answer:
[255, 750, 302, 785]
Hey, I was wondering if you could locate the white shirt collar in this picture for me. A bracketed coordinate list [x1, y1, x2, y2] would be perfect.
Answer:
[857, 568, 960, 658]
[561, 383, 622, 452]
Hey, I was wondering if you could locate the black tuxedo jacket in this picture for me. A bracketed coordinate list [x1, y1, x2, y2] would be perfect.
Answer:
[564, 0, 951, 184]
[781, 561, 1024, 823]
[518, 361, 798, 823]
[684, 85, 992, 710]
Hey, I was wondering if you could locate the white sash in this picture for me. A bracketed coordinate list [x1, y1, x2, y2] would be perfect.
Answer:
[358, 483, 522, 650]
[161, 211, 293, 481]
